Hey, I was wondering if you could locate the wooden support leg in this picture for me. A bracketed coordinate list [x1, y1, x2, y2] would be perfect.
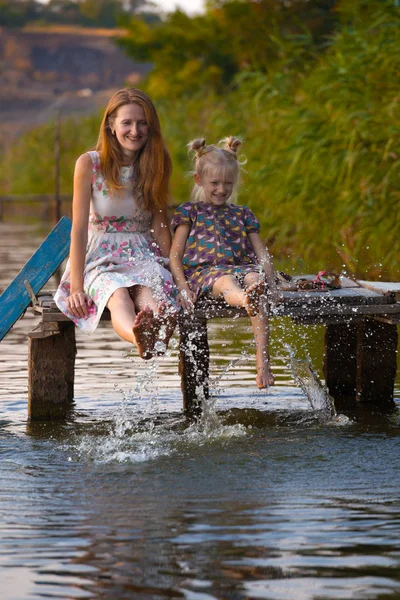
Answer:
[179, 316, 209, 418]
[323, 323, 358, 402]
[356, 319, 398, 405]
[28, 321, 76, 420]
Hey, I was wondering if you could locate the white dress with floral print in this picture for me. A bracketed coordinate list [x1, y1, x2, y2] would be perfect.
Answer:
[54, 151, 176, 333]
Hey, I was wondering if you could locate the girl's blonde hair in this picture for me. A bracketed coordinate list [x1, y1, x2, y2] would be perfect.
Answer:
[97, 88, 172, 210]
[188, 136, 245, 203]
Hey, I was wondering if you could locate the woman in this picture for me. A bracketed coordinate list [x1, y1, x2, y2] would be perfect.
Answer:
[55, 88, 177, 359]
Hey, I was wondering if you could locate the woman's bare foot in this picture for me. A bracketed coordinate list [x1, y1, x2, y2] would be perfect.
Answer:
[244, 280, 266, 317]
[132, 307, 155, 359]
[153, 302, 178, 355]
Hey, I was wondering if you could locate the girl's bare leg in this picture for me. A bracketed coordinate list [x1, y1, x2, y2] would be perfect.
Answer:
[243, 273, 273, 388]
[211, 274, 247, 307]
[212, 274, 273, 389]
[107, 287, 155, 359]
[249, 309, 274, 388]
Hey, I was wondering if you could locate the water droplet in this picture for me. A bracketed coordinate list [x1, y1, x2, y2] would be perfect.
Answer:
[155, 340, 166, 353]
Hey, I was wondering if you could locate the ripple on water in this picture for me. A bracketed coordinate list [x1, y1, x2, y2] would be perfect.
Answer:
[1, 223, 400, 600]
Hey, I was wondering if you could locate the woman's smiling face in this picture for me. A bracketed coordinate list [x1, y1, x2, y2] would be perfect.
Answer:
[112, 103, 149, 162]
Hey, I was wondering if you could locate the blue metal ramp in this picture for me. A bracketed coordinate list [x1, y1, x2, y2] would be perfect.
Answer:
[0, 216, 72, 341]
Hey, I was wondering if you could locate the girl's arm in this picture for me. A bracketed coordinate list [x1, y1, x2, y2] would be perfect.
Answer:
[66, 153, 93, 319]
[151, 207, 172, 259]
[248, 232, 282, 305]
[170, 224, 197, 310]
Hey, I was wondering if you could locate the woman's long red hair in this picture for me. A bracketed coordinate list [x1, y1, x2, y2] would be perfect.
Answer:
[97, 88, 172, 210]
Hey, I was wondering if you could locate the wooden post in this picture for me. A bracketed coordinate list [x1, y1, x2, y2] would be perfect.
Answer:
[54, 110, 61, 224]
[179, 315, 209, 418]
[28, 321, 76, 420]
[323, 323, 358, 402]
[356, 319, 398, 405]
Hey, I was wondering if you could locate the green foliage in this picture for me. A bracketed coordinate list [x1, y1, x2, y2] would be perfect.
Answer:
[135, 0, 399, 278]
[1, 0, 399, 279]
[119, 0, 334, 97]
[2, 113, 100, 195]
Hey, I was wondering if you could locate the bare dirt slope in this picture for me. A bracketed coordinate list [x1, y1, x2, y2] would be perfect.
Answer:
[0, 25, 148, 144]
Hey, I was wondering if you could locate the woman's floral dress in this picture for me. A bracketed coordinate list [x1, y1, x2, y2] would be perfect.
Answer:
[54, 151, 176, 333]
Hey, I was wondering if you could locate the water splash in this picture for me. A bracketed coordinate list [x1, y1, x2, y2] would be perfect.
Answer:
[67, 345, 248, 464]
[286, 345, 337, 421]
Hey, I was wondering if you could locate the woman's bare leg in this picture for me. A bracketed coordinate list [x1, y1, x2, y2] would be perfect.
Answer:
[107, 287, 155, 359]
[131, 285, 177, 353]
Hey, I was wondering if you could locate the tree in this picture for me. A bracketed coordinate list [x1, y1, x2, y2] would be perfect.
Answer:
[118, 0, 340, 98]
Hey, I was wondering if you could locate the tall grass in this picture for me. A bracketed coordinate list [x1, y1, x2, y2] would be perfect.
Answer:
[1, 0, 399, 279]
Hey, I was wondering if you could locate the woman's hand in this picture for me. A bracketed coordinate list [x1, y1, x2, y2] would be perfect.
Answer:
[177, 289, 197, 311]
[66, 291, 93, 319]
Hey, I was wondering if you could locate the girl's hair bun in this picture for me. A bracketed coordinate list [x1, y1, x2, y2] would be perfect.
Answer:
[188, 138, 209, 156]
[221, 136, 242, 156]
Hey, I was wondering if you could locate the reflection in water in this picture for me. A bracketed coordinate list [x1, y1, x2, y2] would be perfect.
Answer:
[1, 223, 400, 600]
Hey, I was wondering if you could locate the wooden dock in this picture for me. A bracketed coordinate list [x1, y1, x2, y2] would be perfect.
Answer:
[28, 277, 400, 420]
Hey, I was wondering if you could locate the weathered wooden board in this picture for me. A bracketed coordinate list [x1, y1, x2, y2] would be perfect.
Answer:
[287, 302, 400, 320]
[34, 287, 399, 324]
[0, 216, 71, 341]
[281, 287, 394, 308]
[356, 280, 400, 300]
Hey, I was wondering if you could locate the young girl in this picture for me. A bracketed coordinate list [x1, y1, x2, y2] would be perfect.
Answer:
[54, 88, 177, 359]
[170, 137, 280, 389]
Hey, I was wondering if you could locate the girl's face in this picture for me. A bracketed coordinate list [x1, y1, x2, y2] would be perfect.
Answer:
[112, 103, 149, 162]
[195, 169, 234, 206]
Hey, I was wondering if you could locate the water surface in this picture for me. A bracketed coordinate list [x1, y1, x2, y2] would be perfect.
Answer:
[1, 223, 400, 600]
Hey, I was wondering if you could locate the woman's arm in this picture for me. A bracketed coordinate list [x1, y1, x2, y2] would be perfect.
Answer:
[248, 232, 281, 305]
[151, 207, 172, 259]
[170, 224, 197, 309]
[66, 153, 93, 318]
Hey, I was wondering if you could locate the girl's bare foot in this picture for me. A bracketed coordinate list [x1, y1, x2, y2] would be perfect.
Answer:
[153, 302, 177, 355]
[132, 307, 155, 359]
[244, 280, 266, 317]
[256, 365, 275, 389]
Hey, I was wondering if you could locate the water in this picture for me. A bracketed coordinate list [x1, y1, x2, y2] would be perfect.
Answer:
[290, 354, 338, 420]
[1, 223, 400, 600]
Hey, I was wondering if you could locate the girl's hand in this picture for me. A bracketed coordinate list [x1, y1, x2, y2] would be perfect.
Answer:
[177, 289, 197, 311]
[66, 291, 93, 319]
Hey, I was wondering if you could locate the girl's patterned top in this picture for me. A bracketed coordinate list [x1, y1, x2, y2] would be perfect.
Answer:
[171, 201, 261, 295]
[171, 201, 260, 270]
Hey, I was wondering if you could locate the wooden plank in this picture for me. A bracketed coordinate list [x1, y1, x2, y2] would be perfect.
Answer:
[372, 314, 400, 325]
[0, 216, 72, 341]
[282, 288, 393, 307]
[286, 302, 400, 319]
[356, 280, 400, 300]
[338, 276, 361, 288]
[34, 289, 399, 324]
[41, 308, 111, 322]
